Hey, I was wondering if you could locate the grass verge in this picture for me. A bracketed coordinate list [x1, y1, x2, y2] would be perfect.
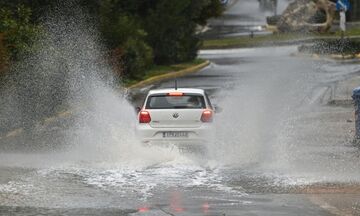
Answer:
[201, 28, 360, 49]
[124, 58, 206, 88]
[202, 33, 304, 49]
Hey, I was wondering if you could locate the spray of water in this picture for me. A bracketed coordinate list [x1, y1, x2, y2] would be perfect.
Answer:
[0, 4, 243, 205]
[0, 1, 191, 170]
[202, 46, 360, 185]
[203, 47, 303, 168]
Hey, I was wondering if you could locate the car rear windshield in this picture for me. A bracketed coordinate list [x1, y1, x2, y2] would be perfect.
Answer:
[146, 94, 206, 109]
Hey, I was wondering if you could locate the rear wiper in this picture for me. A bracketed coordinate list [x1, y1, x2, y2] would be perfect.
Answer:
[173, 106, 188, 109]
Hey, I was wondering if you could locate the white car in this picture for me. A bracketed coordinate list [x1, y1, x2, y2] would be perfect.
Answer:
[136, 88, 215, 150]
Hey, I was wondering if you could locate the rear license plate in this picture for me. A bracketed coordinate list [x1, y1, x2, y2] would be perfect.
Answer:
[163, 131, 188, 138]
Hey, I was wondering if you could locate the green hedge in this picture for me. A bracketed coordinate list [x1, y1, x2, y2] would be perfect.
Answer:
[0, 5, 40, 61]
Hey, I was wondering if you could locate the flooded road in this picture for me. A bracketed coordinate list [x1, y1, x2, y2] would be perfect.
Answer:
[203, 0, 291, 38]
[1, 0, 360, 215]
[1, 46, 360, 215]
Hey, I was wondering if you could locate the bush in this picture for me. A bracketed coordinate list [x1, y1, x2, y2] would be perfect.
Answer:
[0, 1, 223, 81]
[144, 0, 198, 64]
[266, 15, 281, 25]
[194, 0, 223, 26]
[99, 13, 154, 79]
[0, 33, 8, 75]
[100, 13, 142, 48]
[0, 5, 40, 60]
[123, 38, 153, 80]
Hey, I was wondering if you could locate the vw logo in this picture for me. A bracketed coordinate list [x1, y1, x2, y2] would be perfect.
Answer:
[172, 113, 179, 119]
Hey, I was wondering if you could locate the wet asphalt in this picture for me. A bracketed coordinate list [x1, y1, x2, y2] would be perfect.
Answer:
[1, 45, 359, 216]
[2, 0, 360, 215]
[202, 0, 291, 39]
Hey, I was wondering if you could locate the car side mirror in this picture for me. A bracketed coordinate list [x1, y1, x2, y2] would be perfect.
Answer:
[135, 107, 141, 113]
[214, 105, 222, 113]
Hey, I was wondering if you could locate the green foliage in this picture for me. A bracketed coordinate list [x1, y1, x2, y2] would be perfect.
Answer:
[194, 0, 224, 25]
[0, 33, 8, 74]
[96, 0, 222, 69]
[96, 1, 154, 79]
[101, 14, 145, 49]
[144, 0, 198, 64]
[123, 38, 153, 80]
[0, 0, 223, 80]
[0, 5, 40, 60]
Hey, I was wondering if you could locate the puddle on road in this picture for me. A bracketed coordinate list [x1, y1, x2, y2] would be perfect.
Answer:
[0, 152, 247, 209]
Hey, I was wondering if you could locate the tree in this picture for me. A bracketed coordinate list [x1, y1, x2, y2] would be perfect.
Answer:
[144, 0, 222, 64]
[0, 5, 40, 60]
[96, 0, 154, 79]
[0, 0, 223, 79]
[0, 33, 7, 74]
[194, 0, 223, 25]
[145, 0, 195, 64]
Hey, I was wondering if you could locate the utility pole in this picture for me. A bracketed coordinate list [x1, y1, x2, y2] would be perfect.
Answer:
[336, 0, 350, 39]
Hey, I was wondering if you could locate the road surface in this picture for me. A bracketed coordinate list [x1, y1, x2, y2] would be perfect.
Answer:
[202, 0, 291, 39]
[1, 45, 360, 215]
[2, 0, 360, 215]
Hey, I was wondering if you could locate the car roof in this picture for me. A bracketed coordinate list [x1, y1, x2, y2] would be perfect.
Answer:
[148, 88, 205, 95]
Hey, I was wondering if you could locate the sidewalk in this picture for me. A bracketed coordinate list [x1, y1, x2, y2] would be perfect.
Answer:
[330, 74, 360, 105]
[309, 193, 360, 216]
[308, 73, 360, 216]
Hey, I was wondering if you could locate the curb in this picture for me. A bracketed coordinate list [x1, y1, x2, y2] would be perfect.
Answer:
[308, 196, 351, 216]
[127, 60, 210, 90]
[330, 54, 359, 60]
[328, 99, 354, 106]
[265, 24, 278, 33]
[293, 51, 360, 61]
[0, 109, 73, 140]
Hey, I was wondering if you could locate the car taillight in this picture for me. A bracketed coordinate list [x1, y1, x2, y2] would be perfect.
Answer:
[168, 92, 184, 96]
[201, 109, 213, 122]
[139, 110, 151, 123]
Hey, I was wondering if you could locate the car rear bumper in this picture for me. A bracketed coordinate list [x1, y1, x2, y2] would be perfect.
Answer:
[136, 123, 214, 146]
[141, 140, 208, 153]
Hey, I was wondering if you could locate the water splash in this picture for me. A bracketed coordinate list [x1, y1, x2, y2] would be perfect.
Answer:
[0, 1, 190, 169]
